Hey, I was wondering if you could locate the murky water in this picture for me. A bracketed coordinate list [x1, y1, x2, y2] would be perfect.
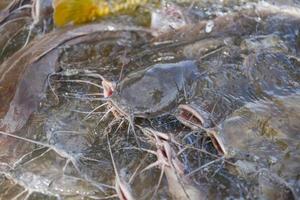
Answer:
[0, 1, 300, 200]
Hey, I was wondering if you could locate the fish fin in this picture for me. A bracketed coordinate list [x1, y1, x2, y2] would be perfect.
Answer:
[53, 0, 109, 27]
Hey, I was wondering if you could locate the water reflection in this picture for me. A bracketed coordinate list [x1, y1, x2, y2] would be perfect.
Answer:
[0, 1, 299, 199]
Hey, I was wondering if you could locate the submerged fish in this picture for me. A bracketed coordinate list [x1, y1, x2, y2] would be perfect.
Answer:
[207, 93, 300, 199]
[140, 127, 205, 200]
[101, 1, 300, 125]
[103, 60, 201, 119]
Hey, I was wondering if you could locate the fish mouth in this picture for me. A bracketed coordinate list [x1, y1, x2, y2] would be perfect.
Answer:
[102, 79, 129, 117]
[208, 129, 227, 156]
[176, 104, 227, 156]
[176, 104, 209, 130]
[102, 79, 116, 98]
[139, 127, 185, 174]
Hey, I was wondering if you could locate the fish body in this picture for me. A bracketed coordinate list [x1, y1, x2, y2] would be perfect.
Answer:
[109, 60, 200, 118]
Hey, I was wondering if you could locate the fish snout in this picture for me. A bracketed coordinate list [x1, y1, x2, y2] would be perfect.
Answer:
[207, 128, 228, 157]
[102, 79, 116, 98]
[176, 104, 212, 130]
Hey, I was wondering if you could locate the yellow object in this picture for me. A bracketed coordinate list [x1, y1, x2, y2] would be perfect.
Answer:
[53, 0, 156, 27]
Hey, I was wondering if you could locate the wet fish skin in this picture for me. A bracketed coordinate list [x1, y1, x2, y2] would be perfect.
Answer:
[109, 60, 201, 119]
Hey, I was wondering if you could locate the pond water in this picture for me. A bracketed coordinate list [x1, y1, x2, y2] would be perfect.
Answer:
[0, 1, 299, 200]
